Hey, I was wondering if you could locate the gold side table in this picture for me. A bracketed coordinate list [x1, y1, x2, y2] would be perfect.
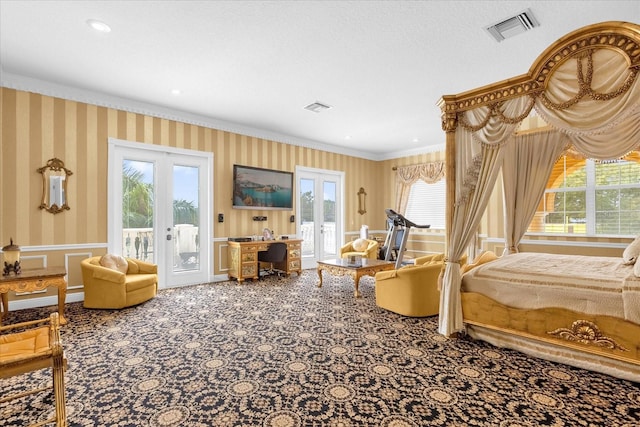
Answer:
[0, 266, 68, 325]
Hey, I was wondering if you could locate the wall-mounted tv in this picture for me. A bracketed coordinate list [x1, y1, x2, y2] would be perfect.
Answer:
[232, 165, 294, 210]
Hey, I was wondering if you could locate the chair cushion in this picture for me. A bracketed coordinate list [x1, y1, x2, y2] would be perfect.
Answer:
[100, 254, 129, 274]
[0, 326, 50, 363]
[125, 273, 157, 292]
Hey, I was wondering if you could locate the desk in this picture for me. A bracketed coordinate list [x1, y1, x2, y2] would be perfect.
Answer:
[0, 267, 68, 325]
[317, 258, 394, 298]
[228, 239, 302, 282]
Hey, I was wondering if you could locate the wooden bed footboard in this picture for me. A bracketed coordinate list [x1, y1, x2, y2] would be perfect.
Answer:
[461, 292, 640, 367]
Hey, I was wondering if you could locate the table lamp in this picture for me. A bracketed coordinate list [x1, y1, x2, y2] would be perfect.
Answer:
[2, 238, 21, 275]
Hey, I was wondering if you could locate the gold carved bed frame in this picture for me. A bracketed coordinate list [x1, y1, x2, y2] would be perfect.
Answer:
[437, 21, 640, 381]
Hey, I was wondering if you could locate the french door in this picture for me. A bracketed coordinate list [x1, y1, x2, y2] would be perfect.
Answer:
[108, 139, 212, 288]
[296, 166, 344, 269]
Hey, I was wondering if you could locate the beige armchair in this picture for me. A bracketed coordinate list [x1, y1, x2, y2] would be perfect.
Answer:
[80, 255, 158, 309]
[375, 253, 467, 317]
[340, 238, 379, 260]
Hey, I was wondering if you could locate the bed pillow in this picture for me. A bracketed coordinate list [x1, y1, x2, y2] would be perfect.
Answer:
[622, 235, 640, 265]
[635, 259, 640, 277]
[461, 251, 498, 274]
[99, 254, 129, 274]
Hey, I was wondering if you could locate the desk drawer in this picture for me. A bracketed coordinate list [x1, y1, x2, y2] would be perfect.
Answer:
[241, 264, 257, 277]
[289, 260, 301, 270]
[241, 252, 256, 262]
[288, 248, 300, 258]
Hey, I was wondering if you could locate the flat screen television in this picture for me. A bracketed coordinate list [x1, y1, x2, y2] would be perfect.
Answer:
[232, 164, 294, 210]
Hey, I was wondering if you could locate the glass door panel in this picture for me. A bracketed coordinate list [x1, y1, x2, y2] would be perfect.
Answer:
[110, 139, 211, 288]
[322, 180, 338, 258]
[122, 160, 155, 262]
[296, 167, 343, 269]
[300, 178, 315, 258]
[173, 164, 200, 272]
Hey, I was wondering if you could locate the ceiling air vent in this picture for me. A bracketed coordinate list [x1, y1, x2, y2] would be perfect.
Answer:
[485, 9, 539, 42]
[304, 101, 332, 113]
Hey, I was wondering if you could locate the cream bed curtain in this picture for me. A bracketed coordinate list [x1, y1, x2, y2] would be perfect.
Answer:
[438, 22, 640, 336]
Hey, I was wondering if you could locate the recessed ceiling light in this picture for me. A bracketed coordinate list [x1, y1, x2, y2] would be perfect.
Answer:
[171, 89, 181, 95]
[412, 138, 419, 143]
[344, 136, 351, 140]
[86, 19, 111, 33]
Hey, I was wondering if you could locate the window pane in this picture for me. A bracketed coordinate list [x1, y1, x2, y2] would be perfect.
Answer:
[558, 158, 586, 188]
[595, 160, 640, 185]
[538, 189, 586, 233]
[600, 187, 640, 235]
[529, 154, 640, 236]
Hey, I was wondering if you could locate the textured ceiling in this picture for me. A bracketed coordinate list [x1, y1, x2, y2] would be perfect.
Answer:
[1, 1, 638, 160]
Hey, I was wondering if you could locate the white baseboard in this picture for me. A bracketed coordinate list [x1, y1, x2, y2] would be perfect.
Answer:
[213, 273, 231, 282]
[8, 292, 85, 312]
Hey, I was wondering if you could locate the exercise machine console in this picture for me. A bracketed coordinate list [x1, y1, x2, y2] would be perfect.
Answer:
[381, 209, 430, 269]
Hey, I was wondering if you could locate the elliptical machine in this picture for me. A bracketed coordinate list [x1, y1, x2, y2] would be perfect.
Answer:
[381, 208, 430, 269]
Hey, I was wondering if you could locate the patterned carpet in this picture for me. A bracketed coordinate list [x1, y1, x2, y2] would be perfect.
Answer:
[1, 270, 639, 426]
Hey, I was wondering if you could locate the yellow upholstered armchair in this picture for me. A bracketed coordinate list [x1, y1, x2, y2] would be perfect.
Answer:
[0, 312, 67, 426]
[340, 238, 379, 260]
[81, 255, 158, 309]
[375, 253, 466, 317]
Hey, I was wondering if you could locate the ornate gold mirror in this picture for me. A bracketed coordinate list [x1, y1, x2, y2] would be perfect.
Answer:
[38, 158, 73, 214]
[357, 187, 367, 215]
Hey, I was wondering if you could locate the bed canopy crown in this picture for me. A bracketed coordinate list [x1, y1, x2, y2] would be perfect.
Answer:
[437, 21, 640, 338]
[439, 21, 640, 117]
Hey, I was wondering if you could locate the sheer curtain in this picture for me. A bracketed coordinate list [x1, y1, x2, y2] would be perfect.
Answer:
[439, 96, 532, 336]
[501, 131, 569, 255]
[394, 162, 445, 214]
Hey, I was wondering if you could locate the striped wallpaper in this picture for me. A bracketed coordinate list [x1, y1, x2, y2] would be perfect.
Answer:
[1, 87, 442, 281]
[0, 87, 628, 307]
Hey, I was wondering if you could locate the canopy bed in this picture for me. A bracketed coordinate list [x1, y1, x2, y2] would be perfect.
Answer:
[437, 21, 640, 382]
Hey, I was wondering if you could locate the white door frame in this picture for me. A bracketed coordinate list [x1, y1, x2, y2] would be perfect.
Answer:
[108, 138, 213, 288]
[295, 166, 344, 269]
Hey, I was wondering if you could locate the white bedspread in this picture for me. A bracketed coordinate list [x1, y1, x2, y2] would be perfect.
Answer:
[461, 252, 640, 325]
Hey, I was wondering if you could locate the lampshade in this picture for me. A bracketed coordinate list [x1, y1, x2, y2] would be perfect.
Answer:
[2, 238, 20, 264]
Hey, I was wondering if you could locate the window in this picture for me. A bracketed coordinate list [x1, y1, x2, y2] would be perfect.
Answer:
[404, 179, 446, 229]
[528, 153, 640, 236]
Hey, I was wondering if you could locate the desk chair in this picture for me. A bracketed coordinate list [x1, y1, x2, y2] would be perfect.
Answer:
[258, 242, 287, 278]
[0, 312, 67, 426]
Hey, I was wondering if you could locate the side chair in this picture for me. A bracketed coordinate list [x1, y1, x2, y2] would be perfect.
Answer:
[0, 312, 67, 427]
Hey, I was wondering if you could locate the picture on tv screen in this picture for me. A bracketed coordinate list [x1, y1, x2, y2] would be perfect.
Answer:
[232, 165, 294, 210]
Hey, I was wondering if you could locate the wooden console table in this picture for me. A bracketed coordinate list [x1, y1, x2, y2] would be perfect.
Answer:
[228, 239, 302, 282]
[0, 266, 68, 325]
